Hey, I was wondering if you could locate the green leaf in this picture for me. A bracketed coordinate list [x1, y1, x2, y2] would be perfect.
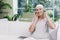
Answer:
[3, 3, 12, 9]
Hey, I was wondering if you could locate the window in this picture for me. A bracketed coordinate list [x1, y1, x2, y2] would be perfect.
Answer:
[13, 0, 60, 21]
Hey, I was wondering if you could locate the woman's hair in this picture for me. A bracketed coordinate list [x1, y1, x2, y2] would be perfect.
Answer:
[35, 4, 45, 12]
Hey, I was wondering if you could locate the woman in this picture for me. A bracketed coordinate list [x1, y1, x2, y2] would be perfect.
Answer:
[25, 4, 56, 40]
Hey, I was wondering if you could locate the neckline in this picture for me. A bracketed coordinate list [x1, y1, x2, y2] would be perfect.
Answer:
[38, 18, 46, 21]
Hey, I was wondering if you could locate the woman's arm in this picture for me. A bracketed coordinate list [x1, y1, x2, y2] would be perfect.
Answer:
[29, 13, 38, 33]
[45, 14, 56, 29]
[29, 23, 36, 33]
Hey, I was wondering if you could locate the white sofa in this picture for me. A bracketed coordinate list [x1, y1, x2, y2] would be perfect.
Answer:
[0, 20, 31, 40]
[0, 19, 59, 40]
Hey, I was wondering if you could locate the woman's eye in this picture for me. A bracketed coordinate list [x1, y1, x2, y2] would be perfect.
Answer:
[40, 9, 41, 10]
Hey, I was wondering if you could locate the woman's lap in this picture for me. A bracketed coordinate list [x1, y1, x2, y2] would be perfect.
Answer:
[24, 37, 36, 40]
[24, 37, 49, 40]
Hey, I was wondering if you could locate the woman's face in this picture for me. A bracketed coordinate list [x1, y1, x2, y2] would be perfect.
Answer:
[35, 7, 44, 16]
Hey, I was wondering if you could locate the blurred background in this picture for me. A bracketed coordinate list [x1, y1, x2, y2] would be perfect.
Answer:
[0, 0, 60, 40]
[0, 0, 60, 22]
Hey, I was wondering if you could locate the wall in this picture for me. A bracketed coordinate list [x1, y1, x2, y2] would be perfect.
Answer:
[0, 0, 13, 18]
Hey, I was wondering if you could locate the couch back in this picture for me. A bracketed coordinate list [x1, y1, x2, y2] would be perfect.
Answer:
[0, 20, 59, 40]
[0, 21, 31, 37]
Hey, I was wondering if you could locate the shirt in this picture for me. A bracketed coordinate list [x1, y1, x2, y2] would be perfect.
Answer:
[31, 18, 49, 39]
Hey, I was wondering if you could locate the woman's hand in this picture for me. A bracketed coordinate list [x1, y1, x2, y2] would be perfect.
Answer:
[44, 13, 49, 18]
[34, 11, 39, 20]
[29, 12, 38, 33]
[45, 13, 56, 29]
